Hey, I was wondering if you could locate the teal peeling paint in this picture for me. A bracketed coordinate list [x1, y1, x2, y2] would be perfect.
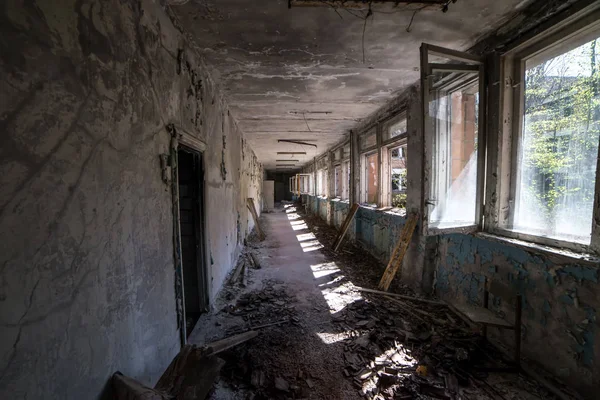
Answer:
[559, 265, 599, 283]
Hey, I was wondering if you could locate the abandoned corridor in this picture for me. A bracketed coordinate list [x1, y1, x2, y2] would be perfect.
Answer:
[1, 0, 599, 399]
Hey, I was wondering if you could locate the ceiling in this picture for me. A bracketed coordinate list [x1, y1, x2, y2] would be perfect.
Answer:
[171, 0, 531, 171]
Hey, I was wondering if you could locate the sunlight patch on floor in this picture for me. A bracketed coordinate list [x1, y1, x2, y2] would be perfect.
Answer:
[296, 232, 317, 242]
[310, 262, 340, 278]
[320, 281, 364, 314]
[315, 330, 354, 344]
[301, 240, 323, 252]
[292, 222, 309, 231]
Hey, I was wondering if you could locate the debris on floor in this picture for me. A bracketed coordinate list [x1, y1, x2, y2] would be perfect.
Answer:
[186, 204, 576, 400]
[112, 331, 258, 400]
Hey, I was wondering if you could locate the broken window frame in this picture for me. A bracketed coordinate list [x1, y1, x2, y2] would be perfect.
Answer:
[421, 43, 486, 236]
[333, 164, 342, 198]
[361, 150, 379, 206]
[382, 112, 408, 143]
[316, 168, 328, 197]
[487, 8, 600, 253]
[359, 126, 378, 153]
[380, 112, 408, 208]
[342, 159, 351, 201]
[290, 174, 312, 196]
[382, 139, 408, 209]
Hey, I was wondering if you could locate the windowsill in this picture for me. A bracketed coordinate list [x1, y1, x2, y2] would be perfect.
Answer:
[360, 203, 378, 210]
[386, 208, 407, 217]
[475, 232, 600, 264]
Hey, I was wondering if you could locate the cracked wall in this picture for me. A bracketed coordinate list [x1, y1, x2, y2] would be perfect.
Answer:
[0, 0, 262, 399]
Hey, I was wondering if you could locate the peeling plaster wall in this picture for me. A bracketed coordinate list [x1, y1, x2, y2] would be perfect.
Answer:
[435, 235, 599, 396]
[302, 196, 406, 268]
[0, 1, 262, 399]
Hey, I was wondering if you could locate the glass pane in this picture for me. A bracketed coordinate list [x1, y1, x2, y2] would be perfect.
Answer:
[391, 144, 407, 208]
[345, 161, 350, 199]
[365, 153, 378, 204]
[429, 78, 479, 228]
[334, 166, 342, 197]
[343, 144, 350, 160]
[360, 129, 377, 150]
[513, 37, 600, 244]
[384, 116, 407, 141]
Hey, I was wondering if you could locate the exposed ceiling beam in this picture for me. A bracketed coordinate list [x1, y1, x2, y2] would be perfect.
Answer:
[278, 139, 318, 148]
[288, 0, 452, 11]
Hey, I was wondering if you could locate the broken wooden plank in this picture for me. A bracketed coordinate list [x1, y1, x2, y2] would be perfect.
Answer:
[247, 198, 265, 240]
[332, 203, 360, 252]
[378, 213, 418, 291]
[112, 372, 168, 400]
[230, 258, 246, 284]
[356, 286, 445, 305]
[250, 253, 261, 269]
[250, 318, 290, 330]
[452, 303, 514, 329]
[202, 330, 258, 356]
[155, 345, 225, 400]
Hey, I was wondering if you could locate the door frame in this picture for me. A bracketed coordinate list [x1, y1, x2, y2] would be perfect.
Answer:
[170, 126, 209, 346]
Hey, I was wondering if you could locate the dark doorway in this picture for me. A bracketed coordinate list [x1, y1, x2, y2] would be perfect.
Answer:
[177, 147, 208, 338]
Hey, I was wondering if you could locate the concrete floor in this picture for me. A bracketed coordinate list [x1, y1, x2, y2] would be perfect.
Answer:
[188, 204, 560, 400]
[189, 204, 362, 399]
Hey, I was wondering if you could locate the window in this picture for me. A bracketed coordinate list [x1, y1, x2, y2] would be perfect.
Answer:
[359, 128, 377, 151]
[317, 169, 328, 197]
[362, 152, 379, 205]
[498, 24, 600, 248]
[383, 113, 407, 142]
[421, 43, 485, 233]
[299, 174, 311, 194]
[342, 144, 350, 160]
[342, 160, 350, 200]
[290, 174, 311, 195]
[390, 144, 407, 208]
[334, 165, 342, 197]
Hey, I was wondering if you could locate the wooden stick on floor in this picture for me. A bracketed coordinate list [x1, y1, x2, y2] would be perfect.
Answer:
[246, 198, 265, 240]
[332, 203, 360, 252]
[378, 213, 418, 291]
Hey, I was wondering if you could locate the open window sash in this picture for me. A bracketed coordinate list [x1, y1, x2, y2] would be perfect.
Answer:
[421, 43, 486, 236]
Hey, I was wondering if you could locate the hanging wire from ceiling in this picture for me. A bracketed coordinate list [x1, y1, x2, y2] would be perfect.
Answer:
[289, 1, 458, 63]
[302, 112, 312, 132]
[361, 3, 373, 63]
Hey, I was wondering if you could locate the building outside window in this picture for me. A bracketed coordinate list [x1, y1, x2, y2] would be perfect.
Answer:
[429, 79, 480, 229]
[390, 144, 407, 208]
[363, 152, 378, 205]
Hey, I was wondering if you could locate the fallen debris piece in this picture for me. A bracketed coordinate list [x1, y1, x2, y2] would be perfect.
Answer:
[274, 377, 290, 392]
[247, 198, 265, 240]
[250, 318, 290, 330]
[332, 203, 359, 252]
[378, 213, 418, 291]
[201, 330, 258, 356]
[230, 257, 246, 285]
[250, 253, 262, 269]
[251, 369, 266, 388]
[356, 286, 445, 305]
[112, 372, 167, 400]
[154, 345, 226, 400]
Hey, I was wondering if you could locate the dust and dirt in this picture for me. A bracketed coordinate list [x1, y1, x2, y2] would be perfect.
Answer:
[188, 203, 570, 400]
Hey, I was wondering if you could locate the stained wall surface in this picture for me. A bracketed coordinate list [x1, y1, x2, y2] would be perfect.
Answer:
[435, 234, 599, 396]
[0, 1, 262, 399]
